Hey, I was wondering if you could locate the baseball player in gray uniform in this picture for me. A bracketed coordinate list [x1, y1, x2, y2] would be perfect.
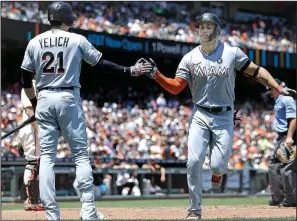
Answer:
[20, 2, 153, 220]
[142, 13, 297, 219]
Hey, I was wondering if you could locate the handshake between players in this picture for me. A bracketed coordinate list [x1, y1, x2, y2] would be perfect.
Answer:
[134, 58, 297, 98]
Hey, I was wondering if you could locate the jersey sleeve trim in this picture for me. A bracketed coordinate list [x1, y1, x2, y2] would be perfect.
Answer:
[21, 66, 35, 73]
[239, 60, 251, 73]
[175, 75, 190, 83]
[286, 115, 296, 119]
[90, 52, 103, 66]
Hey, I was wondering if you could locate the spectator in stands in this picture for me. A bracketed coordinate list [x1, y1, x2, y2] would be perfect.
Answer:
[156, 93, 167, 108]
[116, 169, 138, 195]
[142, 159, 166, 183]
[94, 176, 108, 198]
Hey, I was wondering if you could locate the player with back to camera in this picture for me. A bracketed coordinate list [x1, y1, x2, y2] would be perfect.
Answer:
[20, 2, 153, 220]
[141, 13, 297, 219]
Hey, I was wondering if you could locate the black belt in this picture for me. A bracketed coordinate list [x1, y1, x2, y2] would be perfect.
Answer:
[277, 131, 288, 137]
[199, 105, 232, 113]
[27, 159, 40, 165]
[38, 86, 75, 92]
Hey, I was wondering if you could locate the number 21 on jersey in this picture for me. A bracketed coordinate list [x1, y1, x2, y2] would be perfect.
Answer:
[42, 51, 65, 74]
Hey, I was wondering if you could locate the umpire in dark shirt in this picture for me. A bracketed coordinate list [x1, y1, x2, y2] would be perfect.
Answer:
[267, 79, 296, 207]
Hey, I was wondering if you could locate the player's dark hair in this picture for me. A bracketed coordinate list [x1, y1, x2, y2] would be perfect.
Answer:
[50, 21, 62, 28]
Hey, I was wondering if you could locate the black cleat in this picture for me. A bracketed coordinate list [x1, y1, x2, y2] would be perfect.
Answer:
[185, 212, 202, 220]
[279, 201, 296, 207]
[269, 200, 281, 206]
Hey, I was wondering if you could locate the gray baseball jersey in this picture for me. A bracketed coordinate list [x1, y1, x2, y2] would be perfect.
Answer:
[20, 29, 104, 220]
[21, 29, 102, 89]
[176, 42, 249, 107]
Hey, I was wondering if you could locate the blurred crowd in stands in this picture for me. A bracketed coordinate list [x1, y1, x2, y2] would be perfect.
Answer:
[1, 82, 277, 172]
[1, 1, 296, 52]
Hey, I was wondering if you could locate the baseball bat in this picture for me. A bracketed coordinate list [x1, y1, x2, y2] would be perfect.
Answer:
[1, 115, 36, 140]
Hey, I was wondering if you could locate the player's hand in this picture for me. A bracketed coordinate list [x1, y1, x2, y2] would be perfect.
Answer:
[278, 86, 297, 98]
[145, 58, 159, 79]
[130, 58, 154, 77]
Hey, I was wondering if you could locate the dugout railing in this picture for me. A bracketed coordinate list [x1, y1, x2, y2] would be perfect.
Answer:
[1, 160, 269, 202]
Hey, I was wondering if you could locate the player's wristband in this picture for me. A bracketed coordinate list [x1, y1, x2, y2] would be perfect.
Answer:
[153, 70, 161, 80]
[276, 86, 283, 93]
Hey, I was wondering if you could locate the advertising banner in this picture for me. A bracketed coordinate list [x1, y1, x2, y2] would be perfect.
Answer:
[2, 18, 296, 69]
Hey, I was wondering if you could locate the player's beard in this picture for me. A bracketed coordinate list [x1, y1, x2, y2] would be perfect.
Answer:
[199, 29, 219, 52]
[200, 30, 218, 44]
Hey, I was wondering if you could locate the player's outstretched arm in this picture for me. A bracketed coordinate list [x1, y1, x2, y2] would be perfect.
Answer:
[143, 58, 188, 95]
[80, 36, 152, 77]
[96, 58, 153, 77]
[244, 61, 296, 97]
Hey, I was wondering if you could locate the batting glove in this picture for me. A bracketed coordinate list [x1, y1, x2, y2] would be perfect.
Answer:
[130, 58, 154, 77]
[277, 86, 297, 98]
[145, 58, 159, 79]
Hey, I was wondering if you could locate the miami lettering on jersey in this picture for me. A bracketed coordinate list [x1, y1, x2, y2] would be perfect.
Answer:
[175, 42, 250, 107]
[190, 62, 230, 78]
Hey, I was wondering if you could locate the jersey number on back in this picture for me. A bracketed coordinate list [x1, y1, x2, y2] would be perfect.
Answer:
[42, 51, 64, 74]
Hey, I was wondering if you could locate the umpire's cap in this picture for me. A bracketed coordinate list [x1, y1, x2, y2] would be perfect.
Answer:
[48, 2, 75, 26]
[197, 13, 220, 27]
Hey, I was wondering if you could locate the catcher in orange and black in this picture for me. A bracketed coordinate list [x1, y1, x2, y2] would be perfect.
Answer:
[14, 80, 45, 211]
[265, 79, 296, 207]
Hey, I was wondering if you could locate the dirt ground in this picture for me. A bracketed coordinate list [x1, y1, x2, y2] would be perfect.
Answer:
[2, 206, 296, 220]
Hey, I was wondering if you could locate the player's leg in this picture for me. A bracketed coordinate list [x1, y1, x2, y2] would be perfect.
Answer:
[209, 110, 233, 189]
[23, 162, 44, 211]
[36, 91, 61, 220]
[22, 127, 44, 211]
[279, 159, 296, 206]
[186, 106, 210, 218]
[20, 179, 28, 209]
[268, 136, 286, 205]
[23, 163, 33, 211]
[268, 161, 284, 205]
[56, 90, 104, 220]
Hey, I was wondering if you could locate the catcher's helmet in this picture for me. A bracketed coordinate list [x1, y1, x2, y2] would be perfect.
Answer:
[197, 13, 220, 27]
[48, 2, 74, 26]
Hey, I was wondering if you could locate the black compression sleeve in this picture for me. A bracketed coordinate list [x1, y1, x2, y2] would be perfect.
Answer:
[21, 70, 34, 88]
[97, 59, 131, 75]
[30, 97, 37, 107]
[239, 60, 251, 73]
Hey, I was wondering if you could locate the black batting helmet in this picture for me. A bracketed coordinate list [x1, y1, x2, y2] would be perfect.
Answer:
[48, 2, 74, 26]
[197, 13, 220, 27]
